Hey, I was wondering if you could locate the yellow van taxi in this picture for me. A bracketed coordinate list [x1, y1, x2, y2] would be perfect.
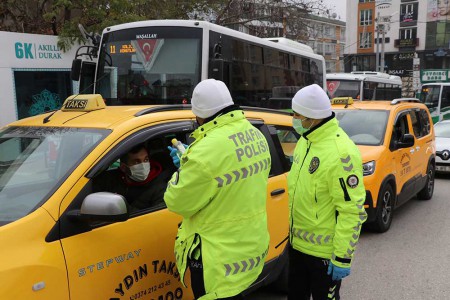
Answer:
[0, 94, 296, 299]
[331, 98, 436, 232]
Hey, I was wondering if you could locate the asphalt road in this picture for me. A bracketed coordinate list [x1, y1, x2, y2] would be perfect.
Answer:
[246, 174, 450, 300]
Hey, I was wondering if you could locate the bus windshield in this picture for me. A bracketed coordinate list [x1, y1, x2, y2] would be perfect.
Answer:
[420, 85, 440, 111]
[327, 80, 361, 99]
[96, 26, 202, 105]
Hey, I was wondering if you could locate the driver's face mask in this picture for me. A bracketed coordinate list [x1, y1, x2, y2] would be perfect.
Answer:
[128, 162, 150, 182]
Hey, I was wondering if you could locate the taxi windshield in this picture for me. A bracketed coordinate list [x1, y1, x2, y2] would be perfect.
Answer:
[334, 109, 389, 145]
[0, 126, 109, 226]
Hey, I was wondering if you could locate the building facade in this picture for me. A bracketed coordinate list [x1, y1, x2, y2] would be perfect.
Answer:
[346, 0, 450, 96]
[304, 15, 346, 73]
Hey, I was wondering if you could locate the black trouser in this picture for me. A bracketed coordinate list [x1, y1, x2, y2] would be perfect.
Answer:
[188, 257, 242, 300]
[288, 246, 341, 300]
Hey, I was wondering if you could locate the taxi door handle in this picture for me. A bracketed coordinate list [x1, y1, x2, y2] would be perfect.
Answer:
[416, 146, 420, 151]
[410, 149, 415, 154]
[271, 188, 286, 196]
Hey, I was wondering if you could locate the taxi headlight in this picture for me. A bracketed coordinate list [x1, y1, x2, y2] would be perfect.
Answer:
[363, 161, 376, 176]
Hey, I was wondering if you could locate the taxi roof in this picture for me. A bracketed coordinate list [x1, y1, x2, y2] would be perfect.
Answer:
[7, 105, 292, 129]
[9, 106, 168, 128]
[332, 100, 426, 111]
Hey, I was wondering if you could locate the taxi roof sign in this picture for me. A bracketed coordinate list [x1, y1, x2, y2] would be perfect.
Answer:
[61, 94, 106, 112]
[331, 97, 354, 105]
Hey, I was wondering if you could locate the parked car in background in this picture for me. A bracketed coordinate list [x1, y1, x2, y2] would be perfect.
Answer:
[434, 120, 450, 173]
[332, 98, 436, 232]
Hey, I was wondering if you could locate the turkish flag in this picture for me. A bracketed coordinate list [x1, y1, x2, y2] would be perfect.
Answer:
[327, 81, 340, 97]
[136, 39, 160, 62]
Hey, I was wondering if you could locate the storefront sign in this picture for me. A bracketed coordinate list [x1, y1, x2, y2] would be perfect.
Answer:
[393, 52, 415, 61]
[421, 69, 450, 82]
[395, 38, 418, 48]
[376, 0, 392, 9]
[388, 69, 406, 76]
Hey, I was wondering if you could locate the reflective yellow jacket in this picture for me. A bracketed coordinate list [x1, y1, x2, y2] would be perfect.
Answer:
[287, 115, 367, 268]
[164, 110, 270, 299]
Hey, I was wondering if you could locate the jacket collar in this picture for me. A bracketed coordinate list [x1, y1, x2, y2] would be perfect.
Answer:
[303, 112, 337, 143]
[191, 109, 245, 142]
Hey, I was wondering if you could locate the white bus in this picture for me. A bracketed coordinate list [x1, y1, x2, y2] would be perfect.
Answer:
[71, 20, 326, 109]
[419, 83, 450, 123]
[326, 71, 402, 101]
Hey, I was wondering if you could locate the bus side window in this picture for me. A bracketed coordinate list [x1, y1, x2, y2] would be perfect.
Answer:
[442, 86, 450, 109]
[363, 82, 376, 100]
[376, 83, 386, 100]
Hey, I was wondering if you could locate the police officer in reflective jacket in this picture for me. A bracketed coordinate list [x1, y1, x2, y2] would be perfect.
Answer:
[287, 84, 367, 300]
[164, 79, 271, 300]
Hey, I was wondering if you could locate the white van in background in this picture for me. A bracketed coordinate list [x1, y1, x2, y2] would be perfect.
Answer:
[420, 83, 450, 123]
[0, 31, 81, 127]
[326, 71, 402, 101]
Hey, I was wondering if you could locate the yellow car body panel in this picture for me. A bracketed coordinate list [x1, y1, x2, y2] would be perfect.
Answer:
[0, 208, 68, 299]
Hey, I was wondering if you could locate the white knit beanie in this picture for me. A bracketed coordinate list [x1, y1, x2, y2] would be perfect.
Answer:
[292, 84, 332, 119]
[191, 79, 234, 118]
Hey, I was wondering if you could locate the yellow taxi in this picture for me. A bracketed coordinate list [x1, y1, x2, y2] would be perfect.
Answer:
[0, 95, 297, 299]
[332, 97, 436, 232]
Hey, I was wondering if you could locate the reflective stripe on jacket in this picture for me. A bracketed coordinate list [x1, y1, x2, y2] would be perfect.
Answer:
[287, 115, 367, 268]
[164, 110, 270, 299]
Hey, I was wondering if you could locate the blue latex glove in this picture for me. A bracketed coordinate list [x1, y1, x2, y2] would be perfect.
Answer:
[327, 261, 350, 281]
[167, 146, 180, 168]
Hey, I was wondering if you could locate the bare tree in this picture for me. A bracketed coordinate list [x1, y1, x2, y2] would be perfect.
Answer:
[0, 0, 54, 34]
[0, 0, 333, 50]
[194, 0, 330, 41]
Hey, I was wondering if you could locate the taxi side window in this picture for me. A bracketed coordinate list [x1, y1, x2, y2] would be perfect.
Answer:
[276, 127, 299, 167]
[92, 132, 188, 216]
[410, 110, 430, 139]
[268, 125, 299, 172]
[390, 113, 410, 150]
[419, 109, 431, 136]
[410, 110, 421, 138]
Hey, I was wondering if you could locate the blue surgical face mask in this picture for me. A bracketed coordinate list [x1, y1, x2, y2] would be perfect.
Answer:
[292, 117, 309, 135]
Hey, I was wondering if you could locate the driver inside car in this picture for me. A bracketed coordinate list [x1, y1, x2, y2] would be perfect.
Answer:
[93, 143, 172, 212]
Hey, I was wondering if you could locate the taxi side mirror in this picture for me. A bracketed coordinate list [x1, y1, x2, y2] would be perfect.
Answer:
[396, 133, 415, 149]
[69, 192, 129, 222]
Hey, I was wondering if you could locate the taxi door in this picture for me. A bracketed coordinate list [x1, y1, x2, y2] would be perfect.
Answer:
[391, 111, 416, 206]
[52, 122, 195, 300]
[409, 109, 433, 177]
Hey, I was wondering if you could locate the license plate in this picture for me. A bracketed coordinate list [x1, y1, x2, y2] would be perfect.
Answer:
[436, 165, 450, 172]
